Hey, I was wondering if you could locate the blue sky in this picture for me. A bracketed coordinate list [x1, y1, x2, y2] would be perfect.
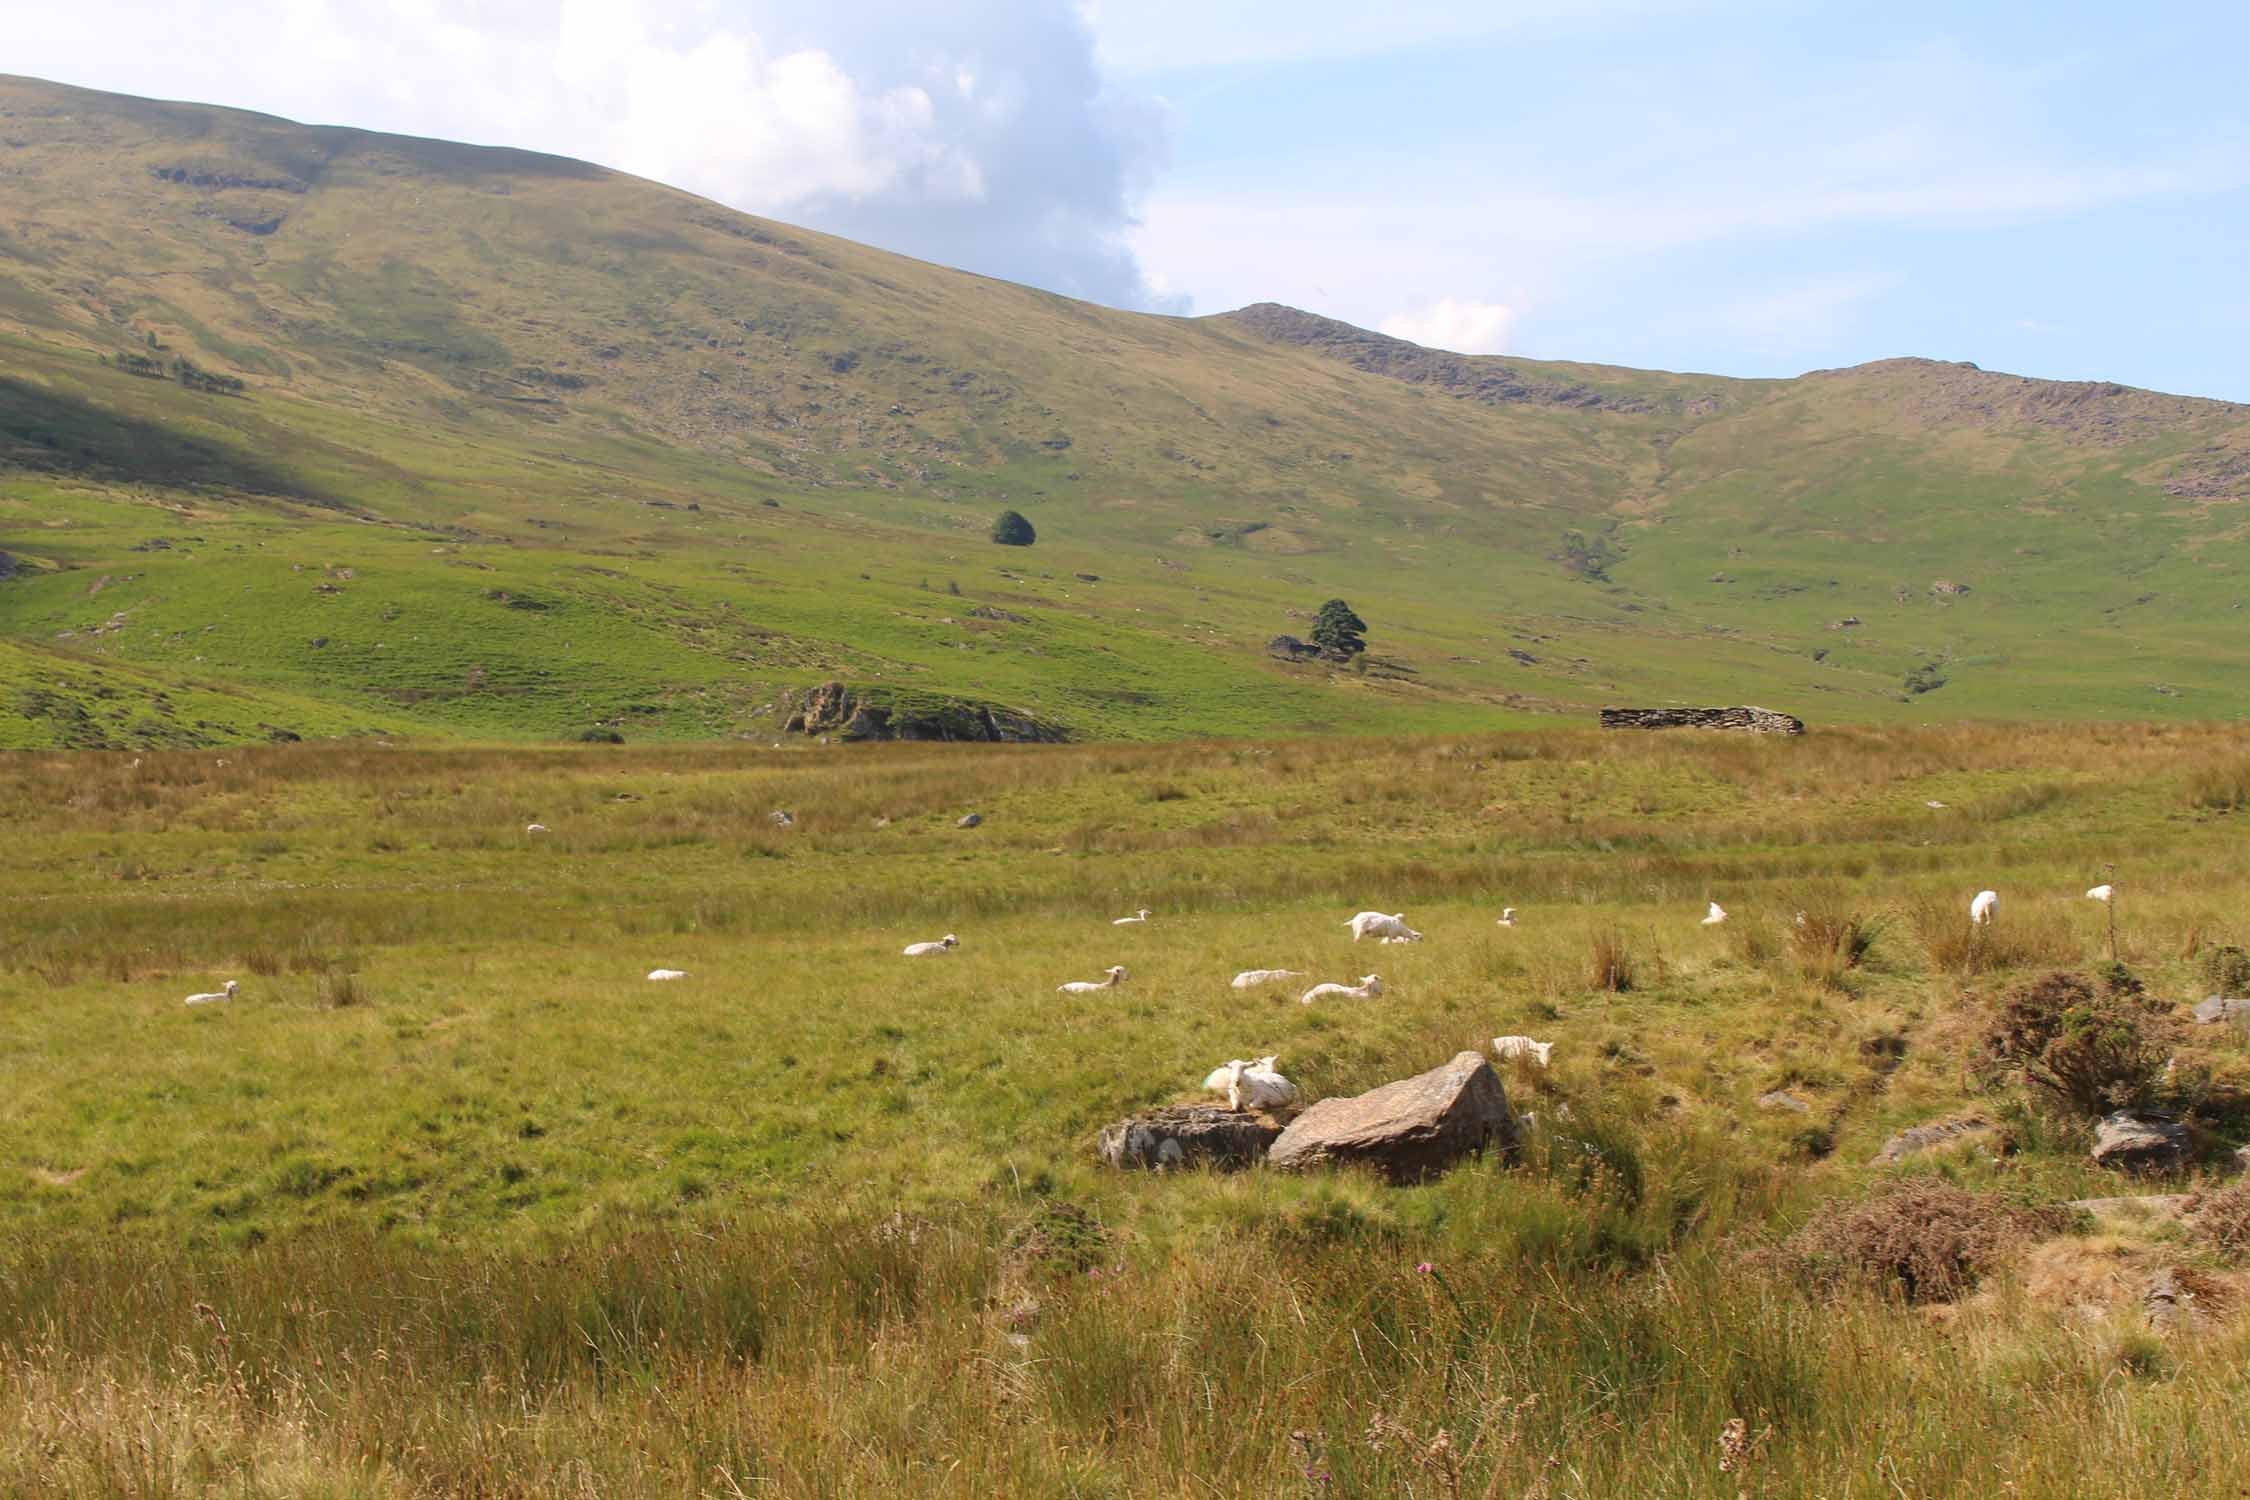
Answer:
[11, 1, 2248, 398]
[1111, 1, 2250, 396]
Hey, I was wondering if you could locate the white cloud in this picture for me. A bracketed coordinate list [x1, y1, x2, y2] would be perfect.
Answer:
[1380, 299, 1520, 354]
[6, 0, 1173, 308]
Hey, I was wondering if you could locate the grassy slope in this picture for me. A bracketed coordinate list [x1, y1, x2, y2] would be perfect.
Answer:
[1, 73, 2246, 745]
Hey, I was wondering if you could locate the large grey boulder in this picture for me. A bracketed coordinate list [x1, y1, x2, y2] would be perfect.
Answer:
[2093, 1112, 2190, 1175]
[1097, 1106, 1280, 1171]
[2191, 996, 2250, 1025]
[1268, 1051, 1517, 1183]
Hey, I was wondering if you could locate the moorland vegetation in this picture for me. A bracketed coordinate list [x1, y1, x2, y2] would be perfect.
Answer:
[6, 723, 2250, 1494]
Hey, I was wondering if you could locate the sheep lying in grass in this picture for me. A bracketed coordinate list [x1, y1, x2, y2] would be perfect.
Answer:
[1113, 909, 1153, 925]
[1702, 902, 1728, 926]
[1346, 912, 1420, 942]
[1202, 1055, 1298, 1111]
[903, 935, 960, 957]
[2087, 884, 2114, 902]
[525, 823, 549, 835]
[647, 969, 689, 981]
[1230, 968, 1304, 990]
[1492, 1035, 1554, 1067]
[184, 980, 239, 1006]
[1496, 908, 1518, 928]
[1058, 965, 1128, 994]
[1300, 974, 1381, 1005]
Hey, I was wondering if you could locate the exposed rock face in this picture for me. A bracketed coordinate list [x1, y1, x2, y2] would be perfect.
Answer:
[2093, 1112, 2190, 1175]
[1097, 1105, 1281, 1171]
[1220, 303, 1675, 415]
[1268, 1051, 1517, 1183]
[783, 680, 1067, 743]
[1873, 1114, 1991, 1165]
[0, 549, 16, 580]
[2191, 996, 2250, 1025]
[1267, 634, 1329, 662]
[1599, 706, 1806, 735]
[1756, 1090, 1812, 1113]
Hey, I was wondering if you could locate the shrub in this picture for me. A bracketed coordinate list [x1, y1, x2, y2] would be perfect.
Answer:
[1975, 969, 2178, 1117]
[1789, 891, 1885, 988]
[2201, 945, 2250, 996]
[2186, 1185, 2250, 1261]
[1587, 927, 1635, 993]
[990, 509, 1036, 547]
[577, 728, 625, 744]
[1782, 1179, 2066, 1303]
[2186, 758, 2250, 812]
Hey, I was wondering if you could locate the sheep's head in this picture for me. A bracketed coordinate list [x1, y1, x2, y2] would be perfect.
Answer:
[1360, 974, 1382, 993]
[1109, 965, 1129, 980]
[225, 980, 240, 996]
[942, 934, 959, 948]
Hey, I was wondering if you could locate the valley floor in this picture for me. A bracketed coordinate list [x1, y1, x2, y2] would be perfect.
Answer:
[5, 725, 2250, 1495]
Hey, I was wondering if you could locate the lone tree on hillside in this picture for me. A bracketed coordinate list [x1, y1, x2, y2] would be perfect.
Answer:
[1311, 598, 1368, 658]
[991, 509, 1037, 546]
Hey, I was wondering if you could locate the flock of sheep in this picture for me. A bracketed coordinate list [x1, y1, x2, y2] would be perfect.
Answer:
[179, 886, 2119, 1121]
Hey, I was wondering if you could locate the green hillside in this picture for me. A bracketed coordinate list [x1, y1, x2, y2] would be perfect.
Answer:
[2, 73, 2245, 745]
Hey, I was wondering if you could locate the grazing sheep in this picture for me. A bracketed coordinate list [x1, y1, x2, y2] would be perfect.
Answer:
[1970, 889, 1999, 925]
[647, 968, 689, 981]
[1702, 901, 1728, 926]
[903, 934, 960, 957]
[1230, 968, 1304, 990]
[1058, 965, 1128, 994]
[1113, 909, 1153, 925]
[1346, 911, 1420, 942]
[1496, 908, 1518, 928]
[1492, 1035, 1554, 1068]
[2086, 884, 2114, 903]
[184, 980, 239, 1007]
[1300, 973, 1382, 1005]
[1202, 1055, 1299, 1111]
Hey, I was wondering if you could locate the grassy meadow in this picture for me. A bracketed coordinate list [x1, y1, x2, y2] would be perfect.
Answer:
[8, 723, 2250, 1494]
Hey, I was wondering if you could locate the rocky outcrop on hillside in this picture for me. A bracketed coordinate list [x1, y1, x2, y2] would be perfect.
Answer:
[1220, 303, 1687, 415]
[783, 680, 1067, 743]
[1600, 706, 1805, 735]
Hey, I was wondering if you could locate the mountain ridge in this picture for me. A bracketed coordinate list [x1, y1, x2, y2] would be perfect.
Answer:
[1, 73, 2245, 746]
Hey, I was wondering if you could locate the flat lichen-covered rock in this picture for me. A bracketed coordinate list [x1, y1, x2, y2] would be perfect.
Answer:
[1599, 706, 1806, 734]
[1097, 1105, 1281, 1171]
[1268, 1051, 1517, 1183]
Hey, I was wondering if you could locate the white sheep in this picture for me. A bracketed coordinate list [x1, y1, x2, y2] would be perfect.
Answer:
[2086, 884, 2114, 903]
[903, 934, 960, 957]
[1701, 901, 1728, 926]
[1496, 908, 1518, 928]
[1492, 1035, 1554, 1068]
[1230, 968, 1304, 990]
[184, 980, 239, 1006]
[1113, 909, 1153, 925]
[1300, 973, 1382, 1005]
[1970, 889, 1999, 925]
[1346, 912, 1420, 942]
[1058, 965, 1128, 994]
[525, 823, 549, 835]
[647, 968, 689, 981]
[1202, 1054, 1299, 1111]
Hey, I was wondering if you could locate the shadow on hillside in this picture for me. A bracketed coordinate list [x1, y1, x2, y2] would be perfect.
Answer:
[0, 377, 338, 504]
